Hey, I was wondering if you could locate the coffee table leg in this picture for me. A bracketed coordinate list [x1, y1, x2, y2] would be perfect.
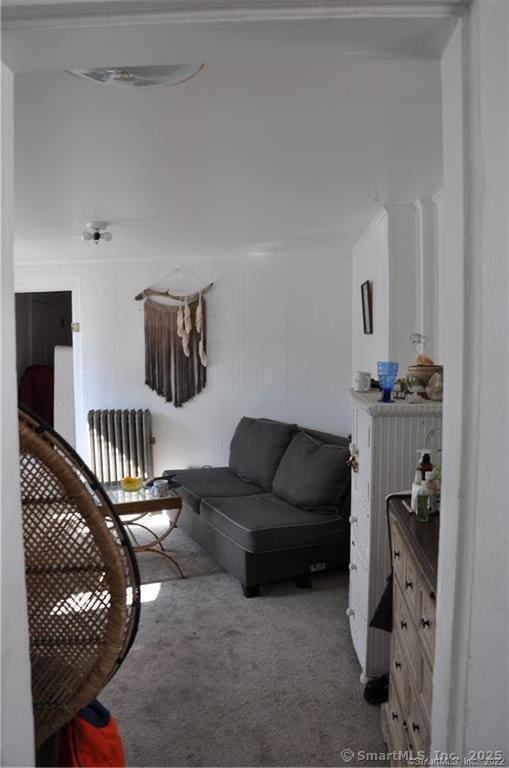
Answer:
[125, 507, 185, 578]
[140, 548, 185, 578]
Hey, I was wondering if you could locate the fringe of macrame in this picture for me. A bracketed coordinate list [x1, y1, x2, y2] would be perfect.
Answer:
[144, 297, 207, 408]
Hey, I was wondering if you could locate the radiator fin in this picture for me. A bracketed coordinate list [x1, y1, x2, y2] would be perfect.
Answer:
[87, 409, 153, 482]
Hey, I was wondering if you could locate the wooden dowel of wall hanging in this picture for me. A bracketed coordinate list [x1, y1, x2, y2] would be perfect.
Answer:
[134, 282, 214, 302]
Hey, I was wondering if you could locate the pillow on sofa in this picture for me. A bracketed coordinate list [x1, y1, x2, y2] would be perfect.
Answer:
[229, 417, 297, 491]
[272, 430, 350, 510]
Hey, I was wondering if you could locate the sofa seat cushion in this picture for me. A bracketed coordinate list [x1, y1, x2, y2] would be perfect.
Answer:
[168, 468, 264, 513]
[199, 493, 344, 553]
[229, 417, 297, 491]
[272, 431, 350, 510]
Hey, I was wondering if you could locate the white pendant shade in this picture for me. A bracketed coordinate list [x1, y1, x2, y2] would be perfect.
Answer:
[67, 65, 204, 88]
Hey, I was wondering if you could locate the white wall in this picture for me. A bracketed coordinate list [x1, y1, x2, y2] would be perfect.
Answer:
[13, 61, 442, 265]
[433, 188, 445, 363]
[16, 251, 352, 470]
[432, 3, 509, 757]
[352, 211, 390, 377]
[54, 345, 75, 445]
[0, 62, 35, 768]
[352, 203, 438, 380]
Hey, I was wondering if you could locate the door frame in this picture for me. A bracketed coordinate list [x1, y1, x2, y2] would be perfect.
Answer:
[15, 277, 84, 448]
[4, 2, 492, 764]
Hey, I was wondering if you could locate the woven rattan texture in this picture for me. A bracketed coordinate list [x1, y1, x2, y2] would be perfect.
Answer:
[18, 411, 140, 747]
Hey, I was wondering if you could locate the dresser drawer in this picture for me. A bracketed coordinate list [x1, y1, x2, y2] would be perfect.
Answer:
[384, 687, 408, 756]
[417, 586, 436, 663]
[401, 551, 419, 617]
[392, 519, 419, 618]
[391, 628, 410, 714]
[415, 643, 433, 726]
[394, 582, 418, 677]
[349, 541, 369, 606]
[391, 521, 406, 589]
[346, 588, 367, 670]
[406, 689, 430, 757]
[352, 409, 371, 506]
[350, 492, 370, 559]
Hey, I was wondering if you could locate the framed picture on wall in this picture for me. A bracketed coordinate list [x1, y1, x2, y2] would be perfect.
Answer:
[361, 280, 373, 334]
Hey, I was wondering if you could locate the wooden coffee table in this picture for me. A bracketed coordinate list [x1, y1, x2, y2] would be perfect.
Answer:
[104, 484, 185, 578]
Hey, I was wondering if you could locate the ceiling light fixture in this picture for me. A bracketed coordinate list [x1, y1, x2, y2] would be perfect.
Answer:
[81, 222, 112, 244]
[67, 65, 204, 88]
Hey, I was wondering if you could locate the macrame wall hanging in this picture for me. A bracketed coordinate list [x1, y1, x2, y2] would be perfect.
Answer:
[135, 275, 213, 408]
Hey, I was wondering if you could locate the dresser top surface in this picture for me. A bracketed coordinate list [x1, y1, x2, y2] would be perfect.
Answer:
[350, 389, 442, 417]
[389, 497, 440, 591]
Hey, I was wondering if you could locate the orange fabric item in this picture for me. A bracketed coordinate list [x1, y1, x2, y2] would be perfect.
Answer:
[59, 701, 125, 768]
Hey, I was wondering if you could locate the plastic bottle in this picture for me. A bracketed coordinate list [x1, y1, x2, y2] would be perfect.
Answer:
[425, 471, 439, 514]
[411, 471, 422, 513]
[416, 481, 431, 523]
[418, 451, 433, 480]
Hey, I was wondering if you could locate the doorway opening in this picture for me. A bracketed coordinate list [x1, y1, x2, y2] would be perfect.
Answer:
[15, 291, 74, 437]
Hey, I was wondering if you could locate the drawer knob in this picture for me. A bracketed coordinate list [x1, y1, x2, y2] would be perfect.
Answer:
[349, 516, 358, 524]
[400, 620, 408, 630]
[412, 722, 420, 732]
[346, 608, 355, 617]
[391, 712, 398, 721]
[348, 564, 357, 572]
[393, 550, 400, 559]
[395, 661, 402, 669]
[421, 618, 431, 628]
[405, 580, 413, 590]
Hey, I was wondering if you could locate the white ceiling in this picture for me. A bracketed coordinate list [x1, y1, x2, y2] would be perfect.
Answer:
[8, 2, 449, 263]
[2, 0, 462, 72]
[1, 0, 468, 23]
[14, 57, 442, 263]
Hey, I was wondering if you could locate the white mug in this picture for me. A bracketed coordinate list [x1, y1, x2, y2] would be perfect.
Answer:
[152, 479, 169, 498]
[353, 371, 371, 392]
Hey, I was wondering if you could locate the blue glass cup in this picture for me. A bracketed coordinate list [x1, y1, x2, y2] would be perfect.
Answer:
[377, 361, 399, 403]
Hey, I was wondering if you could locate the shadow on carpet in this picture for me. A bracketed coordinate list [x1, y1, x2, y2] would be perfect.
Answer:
[102, 523, 387, 767]
[125, 512, 223, 585]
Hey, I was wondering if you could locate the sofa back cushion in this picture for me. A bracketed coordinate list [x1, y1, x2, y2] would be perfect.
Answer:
[272, 430, 350, 510]
[229, 417, 297, 491]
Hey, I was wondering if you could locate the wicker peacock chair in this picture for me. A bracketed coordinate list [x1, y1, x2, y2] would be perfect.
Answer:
[18, 407, 141, 749]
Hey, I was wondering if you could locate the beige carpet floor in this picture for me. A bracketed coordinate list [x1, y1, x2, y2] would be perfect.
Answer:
[102, 515, 387, 767]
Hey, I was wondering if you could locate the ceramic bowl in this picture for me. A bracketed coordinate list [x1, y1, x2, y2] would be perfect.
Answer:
[406, 364, 443, 391]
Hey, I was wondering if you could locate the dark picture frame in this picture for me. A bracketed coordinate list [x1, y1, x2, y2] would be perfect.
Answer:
[361, 280, 373, 334]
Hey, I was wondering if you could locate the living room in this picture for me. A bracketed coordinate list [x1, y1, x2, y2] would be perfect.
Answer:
[2, 2, 508, 767]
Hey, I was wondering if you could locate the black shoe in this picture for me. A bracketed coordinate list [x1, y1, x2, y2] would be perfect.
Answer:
[363, 673, 389, 705]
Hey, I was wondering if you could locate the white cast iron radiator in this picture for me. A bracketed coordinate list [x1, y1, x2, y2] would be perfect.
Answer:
[87, 409, 153, 483]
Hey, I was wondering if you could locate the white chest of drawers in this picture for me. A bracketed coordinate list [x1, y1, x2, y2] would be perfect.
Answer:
[346, 391, 441, 681]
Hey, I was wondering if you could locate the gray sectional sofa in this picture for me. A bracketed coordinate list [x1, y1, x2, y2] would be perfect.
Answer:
[165, 417, 351, 597]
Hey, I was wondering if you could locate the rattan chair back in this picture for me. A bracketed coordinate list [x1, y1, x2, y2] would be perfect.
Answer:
[18, 408, 140, 748]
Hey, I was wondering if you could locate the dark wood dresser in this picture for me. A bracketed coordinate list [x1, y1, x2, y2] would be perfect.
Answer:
[381, 497, 440, 761]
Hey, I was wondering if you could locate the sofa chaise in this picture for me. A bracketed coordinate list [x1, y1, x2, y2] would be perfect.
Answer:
[165, 417, 351, 597]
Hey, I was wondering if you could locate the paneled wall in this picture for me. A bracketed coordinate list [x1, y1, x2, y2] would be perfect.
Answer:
[16, 252, 352, 472]
[352, 199, 443, 380]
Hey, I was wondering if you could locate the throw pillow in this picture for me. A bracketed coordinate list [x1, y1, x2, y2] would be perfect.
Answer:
[272, 430, 350, 509]
[229, 417, 297, 491]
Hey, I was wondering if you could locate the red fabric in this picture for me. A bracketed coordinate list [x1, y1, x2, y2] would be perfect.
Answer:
[19, 364, 54, 426]
[59, 712, 125, 767]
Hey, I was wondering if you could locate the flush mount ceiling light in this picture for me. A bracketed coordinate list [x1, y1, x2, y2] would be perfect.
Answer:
[67, 65, 204, 88]
[81, 222, 112, 244]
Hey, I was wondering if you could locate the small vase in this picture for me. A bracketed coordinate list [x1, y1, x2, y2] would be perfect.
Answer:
[377, 361, 399, 403]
